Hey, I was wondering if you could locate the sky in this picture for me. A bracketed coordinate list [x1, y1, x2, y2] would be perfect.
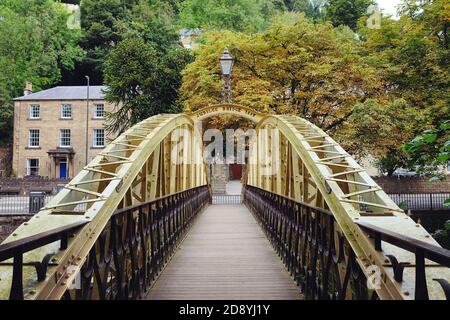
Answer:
[376, 0, 402, 17]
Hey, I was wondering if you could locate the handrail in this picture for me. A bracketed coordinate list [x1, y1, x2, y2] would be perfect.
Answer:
[356, 221, 450, 300]
[112, 184, 209, 216]
[0, 221, 89, 261]
[245, 185, 333, 216]
[356, 221, 450, 266]
[243, 185, 450, 300]
[0, 185, 211, 300]
[0, 220, 89, 300]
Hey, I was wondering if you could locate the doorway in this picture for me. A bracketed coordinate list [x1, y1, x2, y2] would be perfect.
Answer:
[59, 159, 67, 179]
[229, 164, 242, 180]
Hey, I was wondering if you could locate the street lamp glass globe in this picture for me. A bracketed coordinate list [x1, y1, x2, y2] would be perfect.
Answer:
[220, 48, 234, 76]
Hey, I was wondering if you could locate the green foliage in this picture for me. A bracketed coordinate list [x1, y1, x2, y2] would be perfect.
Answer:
[283, 0, 326, 20]
[404, 120, 450, 176]
[104, 37, 193, 134]
[0, 0, 83, 144]
[178, 0, 277, 32]
[79, 0, 179, 83]
[0, 87, 13, 144]
[181, 13, 385, 132]
[357, 0, 450, 173]
[325, 0, 374, 30]
[432, 220, 450, 249]
[337, 99, 422, 173]
[404, 120, 450, 209]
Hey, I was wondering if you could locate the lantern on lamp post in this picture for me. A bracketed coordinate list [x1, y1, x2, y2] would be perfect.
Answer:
[219, 47, 234, 103]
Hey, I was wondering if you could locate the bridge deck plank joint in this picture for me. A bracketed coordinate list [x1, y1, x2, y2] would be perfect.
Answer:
[146, 204, 302, 300]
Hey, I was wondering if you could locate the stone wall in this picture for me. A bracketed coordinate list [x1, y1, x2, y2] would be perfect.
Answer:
[373, 176, 450, 194]
[0, 215, 31, 243]
[0, 177, 68, 195]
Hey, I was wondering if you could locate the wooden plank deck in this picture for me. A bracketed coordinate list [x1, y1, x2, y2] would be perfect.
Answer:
[146, 204, 302, 300]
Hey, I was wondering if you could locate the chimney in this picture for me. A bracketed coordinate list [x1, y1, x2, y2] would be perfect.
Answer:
[24, 82, 33, 96]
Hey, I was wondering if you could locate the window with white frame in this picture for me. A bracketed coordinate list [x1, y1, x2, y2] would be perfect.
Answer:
[27, 159, 39, 176]
[28, 129, 40, 147]
[59, 129, 71, 147]
[93, 104, 105, 119]
[93, 129, 105, 147]
[29, 104, 40, 119]
[60, 104, 72, 119]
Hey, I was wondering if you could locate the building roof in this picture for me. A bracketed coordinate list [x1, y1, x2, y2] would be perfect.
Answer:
[14, 86, 106, 101]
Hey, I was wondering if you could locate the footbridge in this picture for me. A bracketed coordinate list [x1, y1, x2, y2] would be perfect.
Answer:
[0, 104, 449, 300]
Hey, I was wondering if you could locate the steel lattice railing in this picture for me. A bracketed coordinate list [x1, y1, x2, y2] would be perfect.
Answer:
[243, 185, 450, 300]
[0, 186, 210, 300]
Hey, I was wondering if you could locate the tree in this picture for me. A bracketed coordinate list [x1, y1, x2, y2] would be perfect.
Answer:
[0, 0, 83, 144]
[76, 0, 135, 84]
[325, 0, 374, 30]
[71, 0, 178, 85]
[181, 14, 385, 133]
[178, 0, 277, 32]
[103, 37, 193, 134]
[336, 99, 423, 175]
[404, 121, 450, 209]
[357, 1, 450, 168]
[0, 88, 13, 144]
[404, 121, 450, 178]
[284, 0, 326, 20]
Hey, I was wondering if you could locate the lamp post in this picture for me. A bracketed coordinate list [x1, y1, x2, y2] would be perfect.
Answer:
[219, 47, 234, 103]
[85, 76, 90, 166]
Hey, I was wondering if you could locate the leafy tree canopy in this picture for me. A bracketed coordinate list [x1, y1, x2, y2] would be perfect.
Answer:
[0, 0, 83, 143]
[357, 0, 450, 172]
[103, 37, 193, 134]
[325, 0, 374, 30]
[181, 13, 384, 133]
[282, 0, 326, 20]
[178, 0, 277, 32]
[74, 0, 179, 84]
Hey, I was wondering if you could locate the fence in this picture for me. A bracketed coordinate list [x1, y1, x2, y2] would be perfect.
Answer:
[0, 195, 54, 215]
[388, 193, 450, 211]
[1, 193, 447, 214]
[212, 195, 242, 205]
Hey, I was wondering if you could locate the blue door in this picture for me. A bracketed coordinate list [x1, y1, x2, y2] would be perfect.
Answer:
[59, 161, 67, 178]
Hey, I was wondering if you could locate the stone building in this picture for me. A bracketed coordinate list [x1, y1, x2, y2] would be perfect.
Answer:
[12, 84, 116, 179]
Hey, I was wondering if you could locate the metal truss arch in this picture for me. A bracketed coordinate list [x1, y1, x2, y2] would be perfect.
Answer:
[0, 114, 207, 299]
[246, 114, 450, 300]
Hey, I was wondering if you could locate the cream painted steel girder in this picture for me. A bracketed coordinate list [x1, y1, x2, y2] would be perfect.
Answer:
[246, 114, 449, 300]
[0, 104, 448, 300]
[0, 114, 207, 300]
